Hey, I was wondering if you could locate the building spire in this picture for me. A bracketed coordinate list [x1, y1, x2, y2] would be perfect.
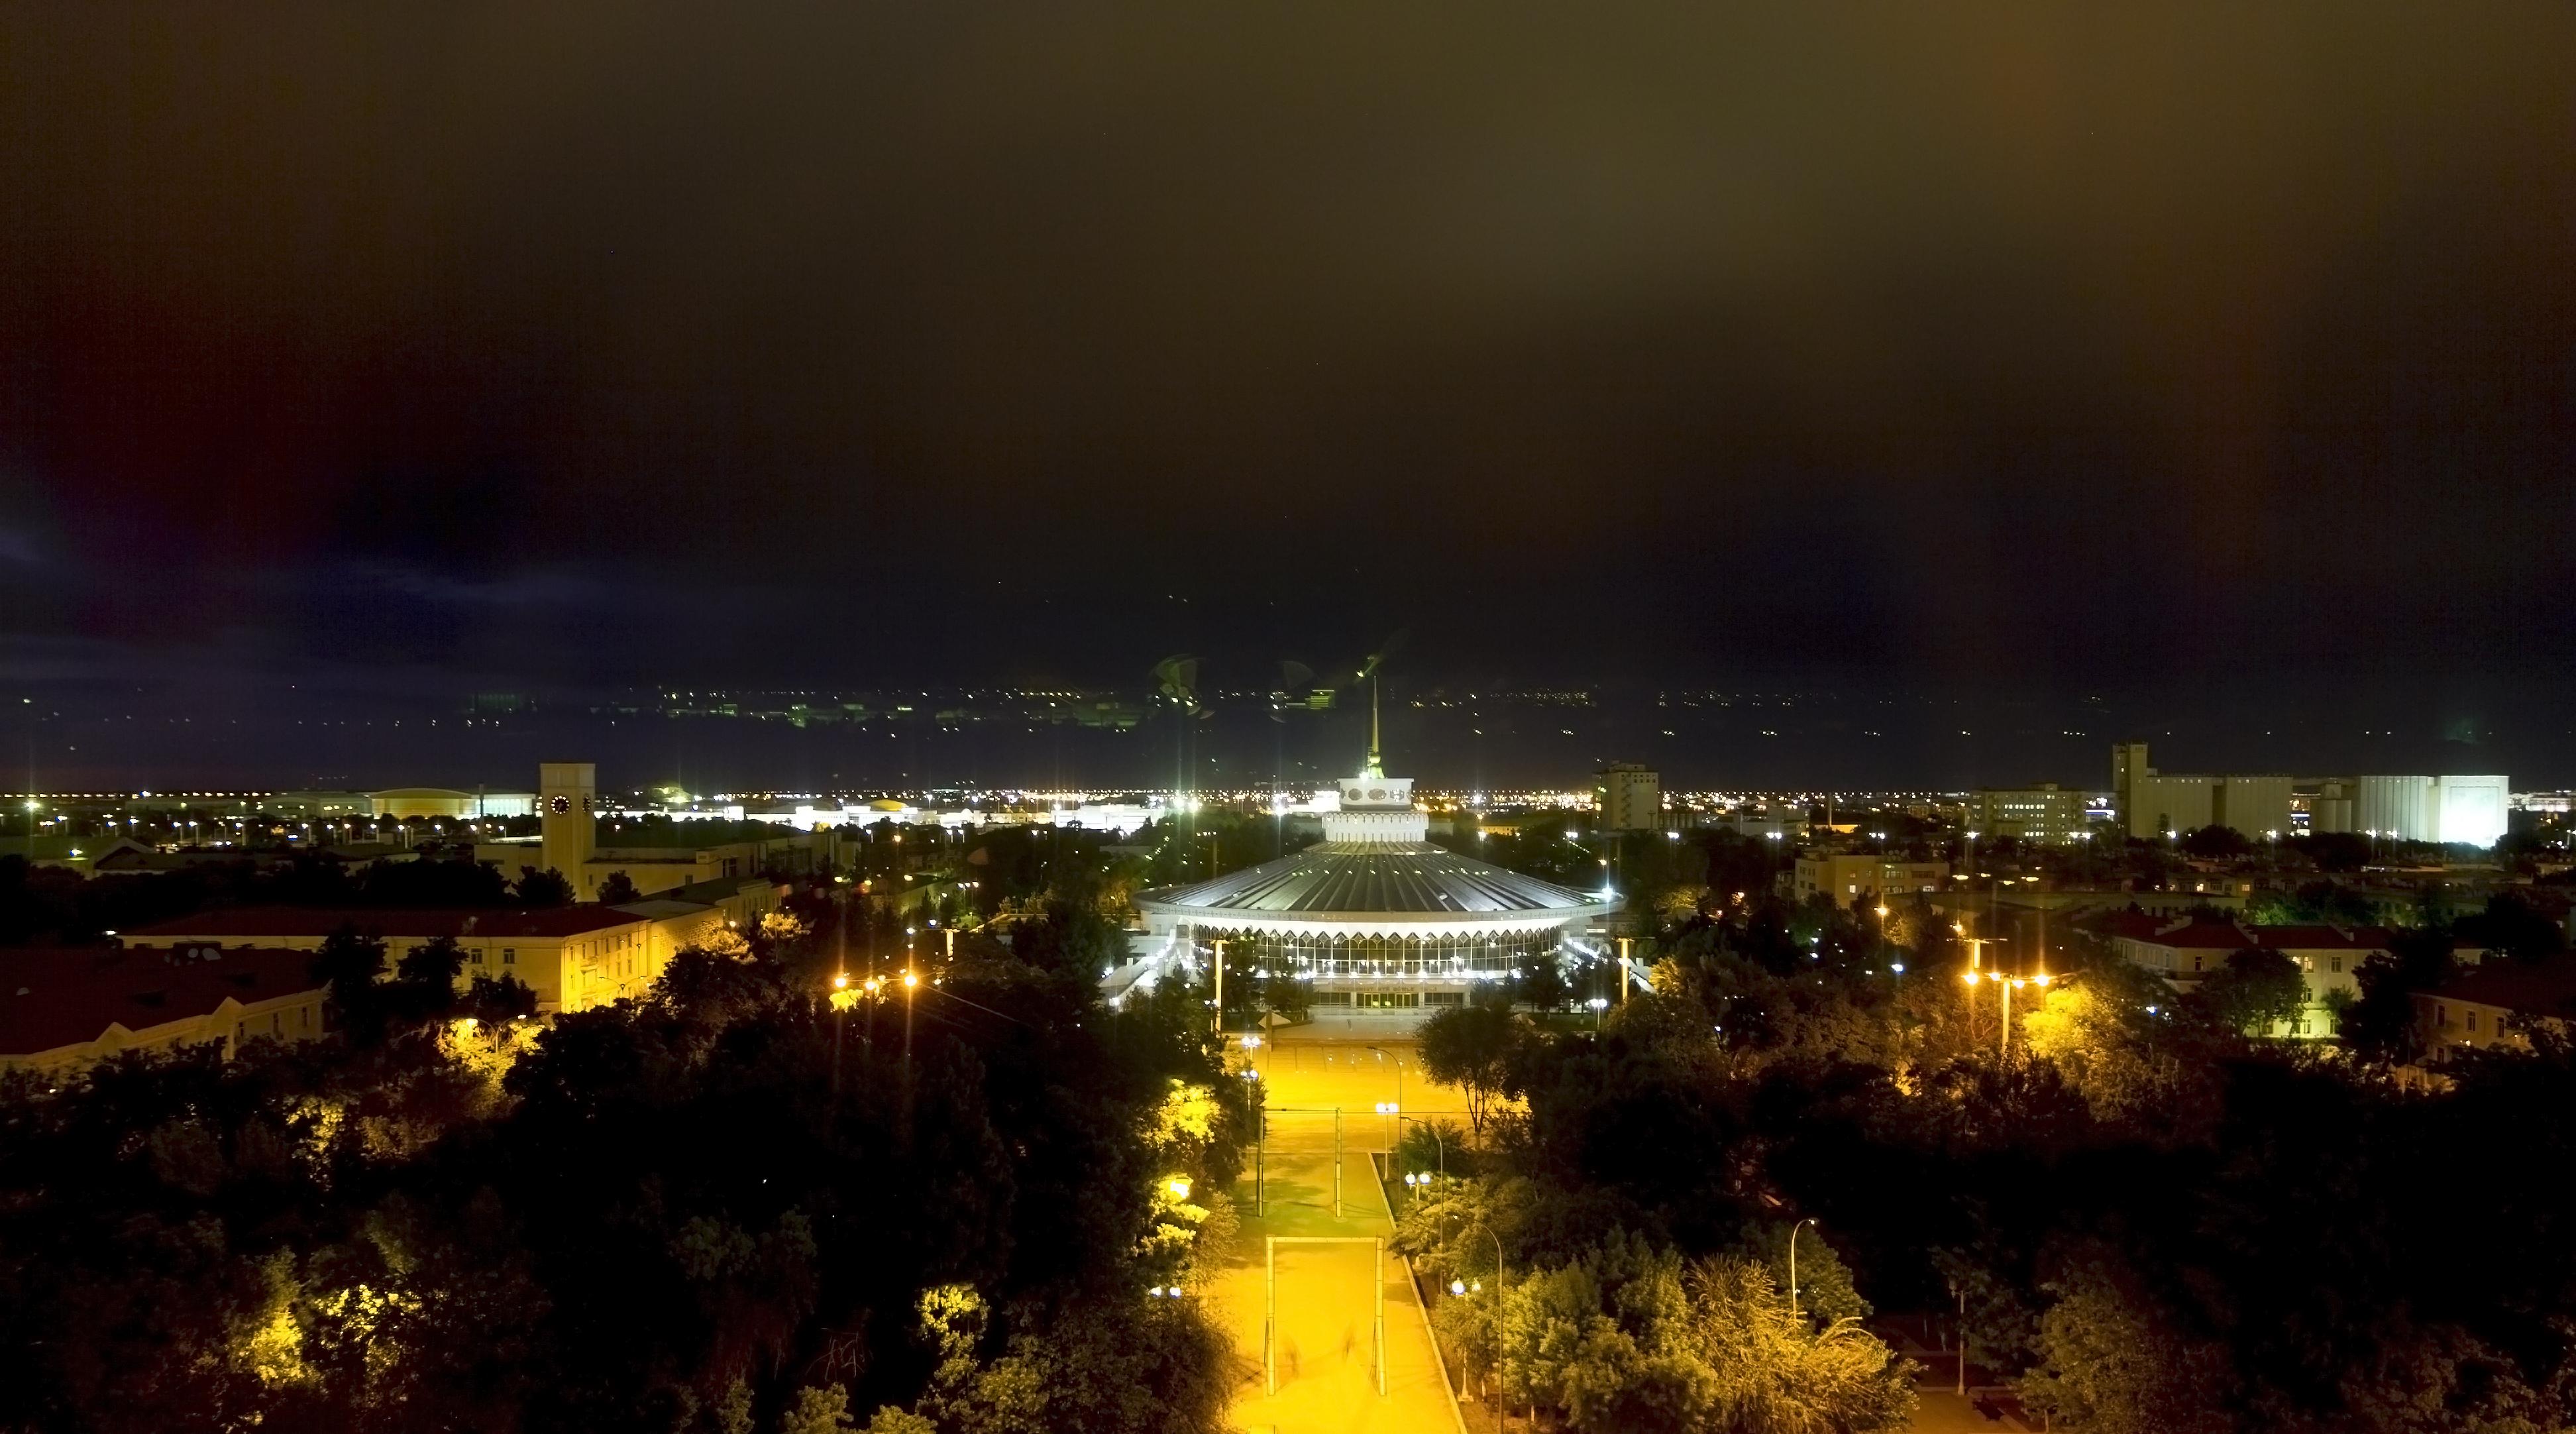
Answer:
[1364, 673, 1383, 779]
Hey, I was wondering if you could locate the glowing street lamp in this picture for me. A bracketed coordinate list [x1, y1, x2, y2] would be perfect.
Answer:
[1789, 1217, 1819, 1321]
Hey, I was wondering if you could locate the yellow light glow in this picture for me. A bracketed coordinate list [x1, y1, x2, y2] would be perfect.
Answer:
[903, 971, 919, 988]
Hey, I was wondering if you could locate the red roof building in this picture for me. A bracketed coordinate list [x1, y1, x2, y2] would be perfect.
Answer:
[2414, 962, 2576, 1056]
[117, 885, 782, 1015]
[2098, 916, 2489, 1040]
[1, 946, 329, 1073]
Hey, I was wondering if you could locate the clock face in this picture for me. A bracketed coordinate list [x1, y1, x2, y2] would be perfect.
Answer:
[549, 795, 571, 815]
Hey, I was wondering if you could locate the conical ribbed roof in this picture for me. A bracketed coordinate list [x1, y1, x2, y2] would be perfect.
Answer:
[1136, 840, 1615, 920]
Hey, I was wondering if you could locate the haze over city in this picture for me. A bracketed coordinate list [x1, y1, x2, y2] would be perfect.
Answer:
[7, 3, 2575, 797]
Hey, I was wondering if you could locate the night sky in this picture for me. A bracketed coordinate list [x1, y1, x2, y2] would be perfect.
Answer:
[5, 4, 2574, 785]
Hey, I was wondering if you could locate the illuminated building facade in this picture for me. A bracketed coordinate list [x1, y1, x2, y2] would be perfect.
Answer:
[1595, 763, 1662, 832]
[1135, 720, 1617, 1022]
[2112, 742, 2293, 840]
[472, 763, 828, 900]
[1966, 783, 2094, 844]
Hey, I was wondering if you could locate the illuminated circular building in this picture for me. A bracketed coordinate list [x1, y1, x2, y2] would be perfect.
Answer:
[1135, 740, 1619, 1024]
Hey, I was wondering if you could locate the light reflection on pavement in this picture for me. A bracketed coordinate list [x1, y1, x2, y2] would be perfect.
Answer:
[1213, 1034, 1470, 1433]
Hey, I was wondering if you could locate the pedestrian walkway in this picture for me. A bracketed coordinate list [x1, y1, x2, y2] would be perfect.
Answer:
[1210, 1036, 1465, 1434]
[1906, 1390, 2032, 1433]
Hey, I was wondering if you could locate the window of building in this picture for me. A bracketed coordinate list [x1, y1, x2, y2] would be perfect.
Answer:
[503, 948, 517, 965]
[2468, 1011, 2480, 1032]
[2330, 956, 2343, 974]
[470, 948, 485, 965]
[270, 1012, 281, 1034]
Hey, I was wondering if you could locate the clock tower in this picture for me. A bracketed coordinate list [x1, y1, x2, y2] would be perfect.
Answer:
[539, 761, 597, 895]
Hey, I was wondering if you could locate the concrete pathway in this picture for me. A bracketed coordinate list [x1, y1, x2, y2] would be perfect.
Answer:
[1211, 1036, 1466, 1434]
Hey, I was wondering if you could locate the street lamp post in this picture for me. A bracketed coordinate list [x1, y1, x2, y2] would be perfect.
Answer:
[1953, 1282, 1968, 1396]
[902, 968, 920, 1129]
[1211, 937, 1227, 1038]
[1366, 1045, 1403, 1149]
[830, 972, 849, 1101]
[1452, 1221, 1511, 1431]
[1473, 1223, 1505, 1286]
[1962, 967, 2054, 1056]
[1239, 1067, 1266, 1216]
[1789, 1216, 1819, 1323]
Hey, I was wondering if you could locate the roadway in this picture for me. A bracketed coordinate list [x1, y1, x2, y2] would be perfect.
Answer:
[1210, 1032, 1468, 1434]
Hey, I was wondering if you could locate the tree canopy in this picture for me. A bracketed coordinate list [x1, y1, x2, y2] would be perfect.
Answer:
[0, 895, 1247, 1433]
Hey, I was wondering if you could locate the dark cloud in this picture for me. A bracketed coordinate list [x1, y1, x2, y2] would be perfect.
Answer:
[3, 1, 2571, 704]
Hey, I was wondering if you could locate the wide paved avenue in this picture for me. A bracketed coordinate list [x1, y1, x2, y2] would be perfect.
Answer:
[1209, 1034, 1468, 1434]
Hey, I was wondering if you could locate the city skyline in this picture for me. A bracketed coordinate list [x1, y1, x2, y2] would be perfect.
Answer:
[5, 669, 2563, 795]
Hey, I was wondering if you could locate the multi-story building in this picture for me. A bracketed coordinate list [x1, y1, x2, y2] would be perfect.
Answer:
[2111, 742, 2293, 840]
[370, 787, 537, 819]
[1967, 784, 2094, 844]
[119, 876, 777, 1015]
[472, 762, 826, 901]
[2414, 962, 2576, 1054]
[0, 946, 330, 1074]
[2329, 773, 2512, 846]
[1792, 854, 1950, 907]
[1595, 764, 1662, 832]
[2102, 914, 2490, 1040]
[1700, 806, 1802, 842]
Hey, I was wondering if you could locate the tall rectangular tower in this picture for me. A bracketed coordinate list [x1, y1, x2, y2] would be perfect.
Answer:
[2110, 742, 2154, 837]
[539, 762, 597, 894]
[1597, 764, 1662, 832]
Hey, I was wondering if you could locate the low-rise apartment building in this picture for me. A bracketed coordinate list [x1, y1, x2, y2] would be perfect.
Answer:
[2100, 913, 2489, 1039]
[1966, 784, 2095, 845]
[1792, 854, 1951, 907]
[1, 946, 330, 1074]
[119, 878, 778, 1015]
[2413, 963, 2576, 1054]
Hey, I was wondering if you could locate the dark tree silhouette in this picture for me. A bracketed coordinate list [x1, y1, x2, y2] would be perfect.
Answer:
[515, 866, 575, 908]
